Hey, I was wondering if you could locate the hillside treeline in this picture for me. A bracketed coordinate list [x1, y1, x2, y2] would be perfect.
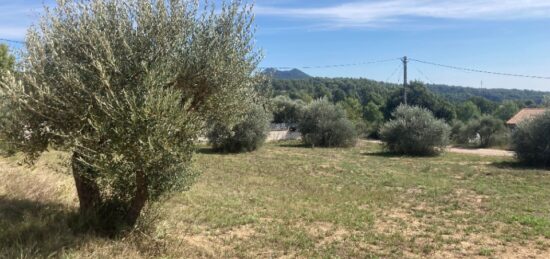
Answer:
[270, 77, 550, 141]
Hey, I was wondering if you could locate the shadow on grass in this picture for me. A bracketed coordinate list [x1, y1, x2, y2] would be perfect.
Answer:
[491, 161, 550, 171]
[276, 142, 310, 148]
[363, 151, 440, 158]
[0, 196, 85, 257]
[363, 151, 401, 158]
[195, 147, 258, 155]
[195, 147, 219, 154]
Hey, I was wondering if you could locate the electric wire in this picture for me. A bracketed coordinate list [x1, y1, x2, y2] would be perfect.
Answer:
[385, 63, 402, 82]
[262, 58, 400, 70]
[0, 38, 25, 45]
[414, 67, 435, 84]
[2, 38, 548, 82]
[410, 58, 550, 80]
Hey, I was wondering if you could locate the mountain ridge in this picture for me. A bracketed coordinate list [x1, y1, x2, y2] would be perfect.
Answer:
[263, 68, 311, 80]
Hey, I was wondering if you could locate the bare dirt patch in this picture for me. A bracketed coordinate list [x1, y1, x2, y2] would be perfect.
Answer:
[447, 147, 514, 157]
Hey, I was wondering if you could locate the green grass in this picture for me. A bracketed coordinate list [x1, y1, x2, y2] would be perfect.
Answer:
[1, 141, 550, 258]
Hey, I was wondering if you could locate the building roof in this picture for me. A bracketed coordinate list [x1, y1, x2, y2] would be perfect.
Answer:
[506, 108, 547, 125]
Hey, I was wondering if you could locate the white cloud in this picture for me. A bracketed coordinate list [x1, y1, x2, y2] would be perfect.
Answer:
[0, 27, 29, 39]
[0, 2, 44, 40]
[256, 0, 550, 28]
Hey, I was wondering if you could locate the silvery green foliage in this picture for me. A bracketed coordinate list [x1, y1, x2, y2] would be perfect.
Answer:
[0, 44, 17, 154]
[208, 105, 270, 153]
[271, 95, 305, 124]
[512, 111, 550, 167]
[0, 44, 15, 76]
[0, 0, 261, 215]
[381, 105, 450, 156]
[299, 99, 357, 148]
[453, 115, 508, 148]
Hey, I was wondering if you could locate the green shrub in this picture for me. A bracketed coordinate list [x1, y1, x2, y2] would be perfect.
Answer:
[299, 99, 357, 147]
[454, 116, 508, 148]
[450, 120, 469, 145]
[208, 106, 271, 153]
[0, 44, 16, 156]
[271, 96, 304, 124]
[363, 102, 384, 138]
[380, 105, 450, 156]
[512, 111, 550, 167]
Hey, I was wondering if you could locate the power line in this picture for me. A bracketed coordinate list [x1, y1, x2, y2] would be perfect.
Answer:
[262, 58, 400, 70]
[414, 67, 434, 84]
[410, 58, 550, 80]
[0, 38, 25, 45]
[385, 63, 402, 82]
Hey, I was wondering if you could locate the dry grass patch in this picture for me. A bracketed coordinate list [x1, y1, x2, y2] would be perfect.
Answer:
[1, 141, 550, 258]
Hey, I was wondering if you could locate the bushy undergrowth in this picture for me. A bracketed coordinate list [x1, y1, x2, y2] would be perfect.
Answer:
[452, 116, 508, 148]
[271, 96, 305, 124]
[512, 111, 550, 167]
[298, 99, 357, 147]
[208, 106, 271, 153]
[380, 105, 450, 156]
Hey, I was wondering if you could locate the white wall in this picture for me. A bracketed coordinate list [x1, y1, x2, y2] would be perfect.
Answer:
[266, 130, 302, 142]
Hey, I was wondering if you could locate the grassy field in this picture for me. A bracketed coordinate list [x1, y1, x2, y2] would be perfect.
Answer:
[1, 141, 550, 258]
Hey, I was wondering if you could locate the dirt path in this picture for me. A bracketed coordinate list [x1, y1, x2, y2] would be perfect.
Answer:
[363, 140, 514, 157]
[446, 147, 514, 157]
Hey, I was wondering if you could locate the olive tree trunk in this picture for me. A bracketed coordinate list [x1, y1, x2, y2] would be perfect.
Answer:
[71, 152, 101, 216]
[72, 152, 148, 228]
[125, 170, 148, 226]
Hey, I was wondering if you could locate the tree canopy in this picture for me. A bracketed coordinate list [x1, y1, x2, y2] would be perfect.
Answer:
[0, 44, 15, 75]
[0, 0, 261, 231]
[384, 81, 456, 121]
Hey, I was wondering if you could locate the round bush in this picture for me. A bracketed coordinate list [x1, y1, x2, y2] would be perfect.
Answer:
[299, 99, 357, 147]
[208, 106, 271, 153]
[271, 96, 305, 124]
[512, 111, 550, 166]
[380, 105, 450, 156]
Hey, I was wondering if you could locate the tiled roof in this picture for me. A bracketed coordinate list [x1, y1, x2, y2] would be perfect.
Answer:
[506, 108, 547, 125]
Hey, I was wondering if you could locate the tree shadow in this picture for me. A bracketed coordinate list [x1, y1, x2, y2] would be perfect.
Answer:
[276, 142, 310, 148]
[195, 146, 218, 154]
[491, 161, 550, 172]
[363, 151, 439, 158]
[363, 151, 401, 158]
[0, 196, 85, 257]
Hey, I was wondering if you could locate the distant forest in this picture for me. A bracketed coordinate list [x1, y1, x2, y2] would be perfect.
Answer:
[268, 69, 550, 104]
[268, 70, 550, 126]
[271, 77, 549, 104]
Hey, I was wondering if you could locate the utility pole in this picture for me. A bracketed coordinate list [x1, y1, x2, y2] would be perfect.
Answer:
[402, 56, 408, 105]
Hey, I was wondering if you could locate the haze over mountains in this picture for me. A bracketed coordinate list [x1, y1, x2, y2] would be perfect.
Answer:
[266, 68, 550, 103]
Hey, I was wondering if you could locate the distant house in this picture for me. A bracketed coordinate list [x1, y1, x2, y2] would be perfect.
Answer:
[506, 108, 547, 127]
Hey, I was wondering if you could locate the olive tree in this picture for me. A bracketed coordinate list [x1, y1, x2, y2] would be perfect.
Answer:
[0, 0, 261, 230]
[0, 44, 15, 75]
[380, 105, 450, 156]
[0, 44, 16, 154]
[512, 111, 550, 167]
[208, 105, 271, 153]
[454, 116, 508, 148]
[299, 99, 357, 147]
[271, 95, 304, 124]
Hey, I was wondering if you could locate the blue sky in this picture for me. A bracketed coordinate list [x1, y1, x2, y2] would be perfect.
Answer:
[1, 0, 550, 91]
